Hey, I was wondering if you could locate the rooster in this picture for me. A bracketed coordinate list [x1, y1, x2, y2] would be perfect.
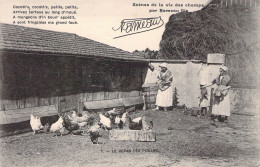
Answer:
[99, 113, 111, 130]
[63, 115, 79, 135]
[64, 114, 92, 135]
[30, 114, 44, 135]
[88, 123, 102, 144]
[50, 116, 64, 133]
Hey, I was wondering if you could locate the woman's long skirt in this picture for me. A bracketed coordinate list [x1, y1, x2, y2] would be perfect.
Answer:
[156, 86, 173, 107]
[212, 93, 231, 116]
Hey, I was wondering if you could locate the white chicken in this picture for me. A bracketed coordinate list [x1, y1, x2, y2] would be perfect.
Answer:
[121, 112, 128, 125]
[78, 121, 88, 127]
[71, 110, 77, 118]
[115, 116, 121, 124]
[107, 108, 117, 115]
[132, 117, 142, 123]
[50, 116, 64, 133]
[78, 121, 88, 131]
[30, 114, 44, 135]
[99, 113, 111, 130]
[54, 126, 65, 137]
[70, 110, 89, 123]
[115, 115, 124, 129]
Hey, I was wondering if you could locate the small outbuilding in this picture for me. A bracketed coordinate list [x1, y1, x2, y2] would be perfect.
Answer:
[0, 23, 149, 125]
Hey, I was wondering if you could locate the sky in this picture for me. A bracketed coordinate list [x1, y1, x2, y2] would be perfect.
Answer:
[0, 0, 212, 52]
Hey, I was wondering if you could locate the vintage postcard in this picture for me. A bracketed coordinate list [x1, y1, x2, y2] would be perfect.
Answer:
[0, 0, 259, 166]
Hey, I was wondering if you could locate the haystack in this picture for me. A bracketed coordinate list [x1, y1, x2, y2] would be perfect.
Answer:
[159, 4, 260, 87]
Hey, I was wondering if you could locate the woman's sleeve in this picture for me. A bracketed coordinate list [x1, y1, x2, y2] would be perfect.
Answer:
[157, 74, 161, 80]
[212, 78, 217, 84]
[212, 75, 219, 85]
[222, 76, 231, 86]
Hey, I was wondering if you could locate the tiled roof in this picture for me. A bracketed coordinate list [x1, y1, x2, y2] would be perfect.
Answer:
[0, 23, 146, 61]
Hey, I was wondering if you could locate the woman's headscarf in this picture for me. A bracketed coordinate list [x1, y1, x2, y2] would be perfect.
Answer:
[220, 65, 228, 72]
[159, 62, 167, 69]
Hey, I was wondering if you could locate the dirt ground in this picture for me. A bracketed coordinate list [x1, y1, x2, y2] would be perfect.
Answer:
[0, 109, 260, 167]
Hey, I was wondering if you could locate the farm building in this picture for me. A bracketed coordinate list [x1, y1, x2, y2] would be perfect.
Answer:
[0, 23, 149, 126]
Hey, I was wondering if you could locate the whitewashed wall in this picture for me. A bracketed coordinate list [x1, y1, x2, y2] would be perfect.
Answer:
[143, 61, 207, 107]
[143, 61, 259, 115]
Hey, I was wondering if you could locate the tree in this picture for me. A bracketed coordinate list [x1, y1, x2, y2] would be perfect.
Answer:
[132, 48, 159, 59]
[172, 87, 179, 108]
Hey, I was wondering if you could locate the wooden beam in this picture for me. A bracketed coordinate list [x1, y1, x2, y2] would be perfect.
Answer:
[0, 105, 57, 124]
[83, 96, 143, 110]
[0, 111, 8, 124]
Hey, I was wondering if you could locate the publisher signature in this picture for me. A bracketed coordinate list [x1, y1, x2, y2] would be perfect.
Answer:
[112, 17, 164, 39]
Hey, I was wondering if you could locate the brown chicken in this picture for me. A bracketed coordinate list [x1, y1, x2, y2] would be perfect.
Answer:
[128, 117, 142, 130]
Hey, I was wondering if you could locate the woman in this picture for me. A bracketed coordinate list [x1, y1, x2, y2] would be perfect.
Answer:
[155, 63, 173, 111]
[211, 66, 231, 122]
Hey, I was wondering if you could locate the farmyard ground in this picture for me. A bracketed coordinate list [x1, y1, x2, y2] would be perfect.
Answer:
[0, 109, 260, 167]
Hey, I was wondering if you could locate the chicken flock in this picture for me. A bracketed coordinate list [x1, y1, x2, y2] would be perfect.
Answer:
[30, 108, 153, 144]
